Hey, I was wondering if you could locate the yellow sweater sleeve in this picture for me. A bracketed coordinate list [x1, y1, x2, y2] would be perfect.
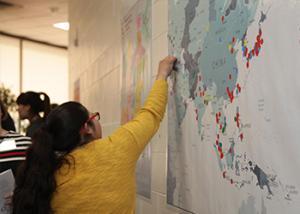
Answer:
[109, 79, 168, 159]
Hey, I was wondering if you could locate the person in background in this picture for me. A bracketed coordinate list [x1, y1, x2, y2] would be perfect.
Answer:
[12, 56, 177, 214]
[0, 99, 31, 175]
[16, 92, 50, 137]
[50, 103, 59, 111]
[0, 101, 16, 131]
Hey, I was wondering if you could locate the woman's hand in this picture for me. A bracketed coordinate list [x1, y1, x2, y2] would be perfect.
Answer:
[3, 192, 13, 210]
[156, 56, 177, 80]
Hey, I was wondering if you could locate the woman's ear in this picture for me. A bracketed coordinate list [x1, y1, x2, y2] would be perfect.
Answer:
[80, 123, 93, 135]
[80, 123, 88, 135]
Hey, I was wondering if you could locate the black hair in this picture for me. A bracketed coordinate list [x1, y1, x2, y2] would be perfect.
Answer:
[13, 102, 89, 214]
[0, 99, 9, 121]
[50, 103, 59, 111]
[0, 99, 16, 131]
[16, 91, 51, 118]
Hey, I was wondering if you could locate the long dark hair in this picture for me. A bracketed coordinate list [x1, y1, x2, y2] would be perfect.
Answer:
[17, 91, 51, 118]
[0, 99, 9, 121]
[0, 99, 16, 131]
[13, 102, 89, 214]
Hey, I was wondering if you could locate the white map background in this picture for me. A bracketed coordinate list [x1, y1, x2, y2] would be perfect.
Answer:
[167, 0, 300, 213]
[121, 0, 152, 199]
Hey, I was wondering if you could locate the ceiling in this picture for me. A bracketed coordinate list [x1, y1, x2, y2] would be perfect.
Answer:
[0, 0, 68, 47]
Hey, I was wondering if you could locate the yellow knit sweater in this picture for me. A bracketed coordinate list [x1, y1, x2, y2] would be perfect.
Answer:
[52, 80, 168, 213]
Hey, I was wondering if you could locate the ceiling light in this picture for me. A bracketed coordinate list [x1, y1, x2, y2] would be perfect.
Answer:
[53, 22, 69, 31]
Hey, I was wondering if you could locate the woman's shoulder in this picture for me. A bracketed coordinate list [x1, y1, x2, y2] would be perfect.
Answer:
[26, 118, 44, 137]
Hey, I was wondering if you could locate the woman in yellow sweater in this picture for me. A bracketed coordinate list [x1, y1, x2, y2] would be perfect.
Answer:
[12, 56, 177, 214]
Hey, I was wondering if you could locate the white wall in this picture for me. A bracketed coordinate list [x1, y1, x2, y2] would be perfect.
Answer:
[0, 35, 69, 105]
[0, 35, 20, 96]
[22, 41, 69, 104]
[69, 0, 184, 213]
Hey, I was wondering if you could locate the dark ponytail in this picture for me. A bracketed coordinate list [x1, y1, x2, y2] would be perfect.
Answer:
[13, 128, 57, 214]
[13, 102, 89, 214]
[39, 92, 50, 118]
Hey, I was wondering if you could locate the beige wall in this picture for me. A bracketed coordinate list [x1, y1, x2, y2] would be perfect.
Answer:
[0, 35, 68, 105]
[22, 41, 68, 104]
[69, 0, 182, 213]
[0, 35, 20, 96]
